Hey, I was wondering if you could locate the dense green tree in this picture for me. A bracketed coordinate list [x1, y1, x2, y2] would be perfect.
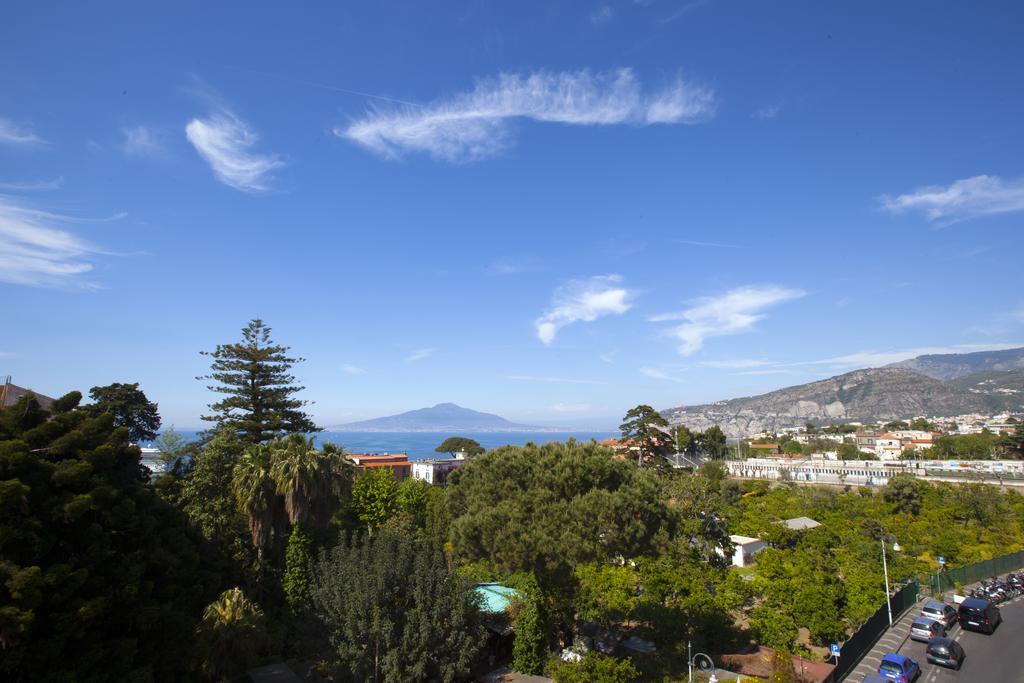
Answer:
[283, 525, 313, 610]
[549, 652, 640, 683]
[396, 476, 432, 528]
[0, 391, 224, 681]
[999, 424, 1024, 459]
[884, 421, 909, 431]
[154, 425, 194, 469]
[671, 424, 696, 456]
[351, 467, 400, 531]
[882, 474, 924, 515]
[195, 587, 275, 682]
[783, 440, 803, 455]
[910, 418, 935, 431]
[698, 425, 729, 459]
[309, 531, 484, 682]
[87, 381, 161, 442]
[575, 563, 638, 627]
[511, 578, 549, 675]
[448, 440, 673, 585]
[931, 431, 998, 460]
[619, 405, 670, 467]
[200, 319, 319, 445]
[435, 436, 485, 458]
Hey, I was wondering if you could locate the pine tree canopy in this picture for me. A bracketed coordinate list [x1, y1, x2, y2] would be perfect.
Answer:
[199, 319, 319, 445]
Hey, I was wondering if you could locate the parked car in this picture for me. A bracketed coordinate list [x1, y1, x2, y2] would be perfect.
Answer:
[926, 636, 965, 670]
[909, 616, 945, 642]
[958, 597, 1002, 634]
[877, 653, 920, 682]
[920, 599, 958, 629]
[862, 676, 892, 683]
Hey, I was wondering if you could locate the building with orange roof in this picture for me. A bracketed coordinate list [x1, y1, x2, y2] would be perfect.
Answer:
[347, 453, 411, 481]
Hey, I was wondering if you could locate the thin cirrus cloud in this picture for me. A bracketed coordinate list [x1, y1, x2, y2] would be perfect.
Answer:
[338, 68, 715, 162]
[340, 364, 367, 375]
[0, 118, 46, 146]
[122, 125, 165, 158]
[405, 348, 437, 362]
[0, 177, 63, 191]
[880, 175, 1024, 222]
[185, 110, 283, 192]
[640, 367, 683, 382]
[0, 195, 104, 288]
[535, 274, 633, 345]
[650, 285, 806, 356]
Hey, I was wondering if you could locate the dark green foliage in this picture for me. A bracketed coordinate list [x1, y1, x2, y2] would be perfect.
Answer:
[283, 525, 313, 609]
[309, 531, 485, 682]
[910, 418, 935, 431]
[0, 392, 224, 681]
[1000, 424, 1024, 459]
[448, 440, 673, 582]
[87, 381, 161, 442]
[435, 436, 484, 458]
[199, 319, 319, 445]
[698, 425, 728, 458]
[882, 474, 924, 515]
[511, 577, 549, 675]
[351, 466, 399, 531]
[195, 587, 275, 682]
[619, 404, 670, 467]
[396, 476, 432, 528]
[549, 652, 640, 683]
[930, 431, 999, 459]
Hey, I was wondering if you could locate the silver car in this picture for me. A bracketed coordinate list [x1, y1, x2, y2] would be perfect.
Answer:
[920, 600, 957, 629]
[909, 617, 946, 642]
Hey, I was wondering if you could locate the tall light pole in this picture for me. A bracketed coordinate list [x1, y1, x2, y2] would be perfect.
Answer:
[881, 532, 901, 626]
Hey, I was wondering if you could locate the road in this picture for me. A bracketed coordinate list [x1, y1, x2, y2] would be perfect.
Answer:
[894, 594, 1024, 682]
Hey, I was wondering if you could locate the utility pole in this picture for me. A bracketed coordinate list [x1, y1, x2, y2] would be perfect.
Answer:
[882, 535, 893, 626]
[688, 640, 693, 683]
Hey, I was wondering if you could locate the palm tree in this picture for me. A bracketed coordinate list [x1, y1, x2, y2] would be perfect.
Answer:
[269, 434, 349, 528]
[196, 588, 270, 681]
[232, 444, 277, 561]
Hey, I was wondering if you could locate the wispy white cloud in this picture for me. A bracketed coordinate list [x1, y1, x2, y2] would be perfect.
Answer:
[0, 196, 105, 288]
[0, 119, 46, 146]
[815, 343, 1024, 368]
[0, 177, 63, 191]
[599, 350, 618, 364]
[651, 285, 806, 356]
[185, 110, 282, 192]
[550, 402, 594, 413]
[591, 5, 613, 23]
[340, 364, 366, 375]
[880, 175, 1024, 222]
[122, 125, 165, 158]
[339, 68, 715, 162]
[536, 274, 633, 345]
[405, 348, 436, 362]
[674, 239, 744, 249]
[640, 367, 683, 382]
[506, 374, 606, 385]
[660, 0, 710, 24]
[699, 359, 770, 369]
[754, 103, 782, 119]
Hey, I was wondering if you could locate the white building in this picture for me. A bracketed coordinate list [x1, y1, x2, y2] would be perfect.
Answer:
[411, 455, 464, 485]
[727, 535, 768, 568]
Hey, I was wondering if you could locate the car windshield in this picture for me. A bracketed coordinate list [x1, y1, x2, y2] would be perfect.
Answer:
[929, 645, 949, 654]
[879, 661, 902, 673]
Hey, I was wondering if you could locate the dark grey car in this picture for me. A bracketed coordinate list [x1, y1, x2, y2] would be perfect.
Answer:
[926, 636, 965, 670]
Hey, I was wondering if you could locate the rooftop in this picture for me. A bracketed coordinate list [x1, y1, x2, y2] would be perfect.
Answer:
[782, 516, 822, 531]
[474, 583, 520, 614]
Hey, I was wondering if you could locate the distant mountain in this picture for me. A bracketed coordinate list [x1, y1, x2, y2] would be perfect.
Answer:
[663, 366, 1024, 438]
[332, 402, 556, 432]
[888, 347, 1024, 381]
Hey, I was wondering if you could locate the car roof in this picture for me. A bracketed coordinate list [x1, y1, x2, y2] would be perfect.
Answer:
[862, 676, 891, 683]
[911, 616, 937, 626]
[923, 600, 950, 610]
[960, 597, 991, 608]
[927, 636, 954, 647]
[881, 653, 911, 664]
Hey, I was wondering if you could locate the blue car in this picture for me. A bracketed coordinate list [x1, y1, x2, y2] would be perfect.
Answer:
[877, 653, 920, 682]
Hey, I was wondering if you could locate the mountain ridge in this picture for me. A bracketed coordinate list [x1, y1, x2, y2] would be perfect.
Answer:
[331, 402, 560, 432]
[663, 348, 1024, 438]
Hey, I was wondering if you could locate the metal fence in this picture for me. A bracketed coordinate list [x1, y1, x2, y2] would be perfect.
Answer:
[927, 549, 1024, 596]
[834, 581, 918, 681]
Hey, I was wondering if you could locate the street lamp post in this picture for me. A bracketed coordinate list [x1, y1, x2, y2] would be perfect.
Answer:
[880, 531, 901, 626]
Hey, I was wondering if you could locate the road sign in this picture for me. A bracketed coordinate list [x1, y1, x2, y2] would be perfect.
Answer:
[938, 556, 945, 565]
[830, 644, 841, 657]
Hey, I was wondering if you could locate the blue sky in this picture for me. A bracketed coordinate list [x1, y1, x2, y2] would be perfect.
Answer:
[3, 1, 1023, 429]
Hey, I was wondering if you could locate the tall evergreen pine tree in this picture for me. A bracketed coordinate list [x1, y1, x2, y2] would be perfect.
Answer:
[199, 319, 319, 445]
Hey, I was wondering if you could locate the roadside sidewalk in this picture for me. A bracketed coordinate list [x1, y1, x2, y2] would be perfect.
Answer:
[845, 600, 921, 681]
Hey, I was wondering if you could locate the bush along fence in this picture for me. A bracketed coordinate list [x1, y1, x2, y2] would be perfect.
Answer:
[926, 549, 1024, 597]
[833, 581, 918, 681]
[836, 548, 1024, 681]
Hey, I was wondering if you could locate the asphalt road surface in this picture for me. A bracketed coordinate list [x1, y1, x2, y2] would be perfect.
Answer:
[895, 594, 1024, 682]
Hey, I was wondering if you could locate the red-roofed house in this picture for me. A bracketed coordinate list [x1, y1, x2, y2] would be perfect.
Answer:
[348, 453, 411, 481]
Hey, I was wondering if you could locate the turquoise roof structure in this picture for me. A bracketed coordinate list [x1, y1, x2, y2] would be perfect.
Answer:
[474, 583, 519, 614]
